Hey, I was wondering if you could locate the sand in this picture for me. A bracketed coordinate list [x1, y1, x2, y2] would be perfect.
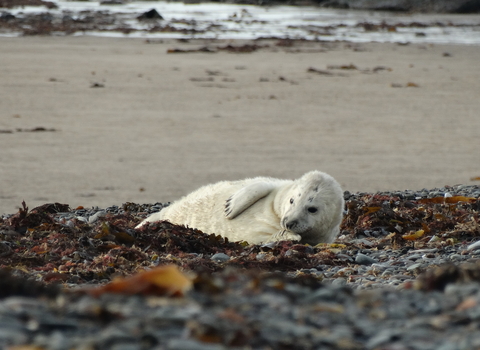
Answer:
[1, 36, 479, 215]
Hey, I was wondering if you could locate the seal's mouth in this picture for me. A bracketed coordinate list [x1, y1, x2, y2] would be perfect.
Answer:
[281, 221, 311, 235]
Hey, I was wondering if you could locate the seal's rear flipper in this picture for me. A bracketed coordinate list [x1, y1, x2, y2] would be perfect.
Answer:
[225, 181, 276, 220]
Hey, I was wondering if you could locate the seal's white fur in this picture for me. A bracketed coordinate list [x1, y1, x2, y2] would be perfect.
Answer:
[136, 171, 344, 245]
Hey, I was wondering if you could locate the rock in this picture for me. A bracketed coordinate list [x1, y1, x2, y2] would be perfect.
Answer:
[467, 241, 480, 251]
[88, 210, 106, 224]
[406, 262, 423, 271]
[0, 12, 15, 21]
[355, 253, 378, 265]
[331, 278, 347, 286]
[211, 253, 230, 263]
[137, 9, 163, 21]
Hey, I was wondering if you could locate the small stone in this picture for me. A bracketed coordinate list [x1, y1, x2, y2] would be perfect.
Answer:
[407, 263, 423, 271]
[355, 253, 378, 265]
[256, 253, 267, 261]
[370, 263, 388, 272]
[449, 254, 464, 262]
[350, 239, 374, 247]
[467, 241, 480, 251]
[331, 278, 347, 286]
[210, 253, 230, 262]
[336, 253, 353, 262]
[76, 216, 88, 223]
[88, 211, 106, 224]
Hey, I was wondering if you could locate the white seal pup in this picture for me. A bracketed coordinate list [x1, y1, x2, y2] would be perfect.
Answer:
[136, 171, 344, 245]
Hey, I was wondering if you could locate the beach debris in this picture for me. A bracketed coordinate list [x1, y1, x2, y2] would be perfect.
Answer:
[307, 67, 335, 76]
[0, 0, 57, 9]
[167, 43, 268, 54]
[100, 0, 124, 5]
[406, 82, 420, 87]
[167, 47, 216, 53]
[327, 64, 358, 70]
[372, 66, 392, 72]
[16, 127, 57, 132]
[86, 265, 192, 297]
[418, 196, 476, 204]
[189, 77, 214, 82]
[402, 229, 425, 241]
[218, 43, 268, 53]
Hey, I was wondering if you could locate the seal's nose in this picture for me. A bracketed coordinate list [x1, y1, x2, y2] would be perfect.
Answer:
[285, 220, 298, 230]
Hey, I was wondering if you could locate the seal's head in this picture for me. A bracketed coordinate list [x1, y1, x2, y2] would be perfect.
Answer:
[280, 171, 344, 245]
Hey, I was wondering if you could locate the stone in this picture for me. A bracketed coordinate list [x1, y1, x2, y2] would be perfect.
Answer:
[210, 253, 230, 263]
[355, 253, 378, 265]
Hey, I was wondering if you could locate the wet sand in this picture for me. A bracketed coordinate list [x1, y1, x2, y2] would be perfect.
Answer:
[1, 36, 479, 215]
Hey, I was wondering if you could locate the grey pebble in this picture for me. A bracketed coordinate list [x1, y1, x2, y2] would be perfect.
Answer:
[331, 278, 347, 286]
[75, 216, 88, 223]
[406, 263, 423, 271]
[210, 253, 230, 262]
[366, 329, 403, 349]
[88, 210, 106, 224]
[355, 253, 378, 265]
[256, 253, 268, 261]
[467, 240, 480, 251]
[449, 254, 464, 261]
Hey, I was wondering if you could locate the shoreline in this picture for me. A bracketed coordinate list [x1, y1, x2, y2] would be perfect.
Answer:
[2, 2, 480, 44]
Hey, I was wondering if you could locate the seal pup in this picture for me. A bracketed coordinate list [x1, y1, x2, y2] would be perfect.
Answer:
[136, 171, 344, 245]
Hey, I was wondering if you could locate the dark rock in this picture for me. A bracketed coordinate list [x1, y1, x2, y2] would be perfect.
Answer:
[100, 0, 125, 4]
[137, 9, 163, 21]
[0, 12, 15, 21]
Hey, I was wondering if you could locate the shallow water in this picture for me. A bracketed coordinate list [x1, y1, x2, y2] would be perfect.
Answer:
[3, 0, 480, 44]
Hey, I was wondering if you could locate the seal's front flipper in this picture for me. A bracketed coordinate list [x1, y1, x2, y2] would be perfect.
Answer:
[225, 181, 276, 220]
[270, 229, 301, 242]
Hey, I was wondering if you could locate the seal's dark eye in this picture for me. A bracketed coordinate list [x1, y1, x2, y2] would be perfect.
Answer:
[290, 198, 294, 204]
[307, 207, 318, 214]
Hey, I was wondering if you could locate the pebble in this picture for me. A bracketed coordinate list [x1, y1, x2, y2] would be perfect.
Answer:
[355, 253, 378, 265]
[406, 262, 423, 271]
[467, 240, 480, 251]
[210, 253, 230, 263]
[88, 210, 106, 224]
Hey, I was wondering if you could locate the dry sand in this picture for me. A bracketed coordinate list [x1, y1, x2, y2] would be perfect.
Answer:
[1, 36, 479, 215]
